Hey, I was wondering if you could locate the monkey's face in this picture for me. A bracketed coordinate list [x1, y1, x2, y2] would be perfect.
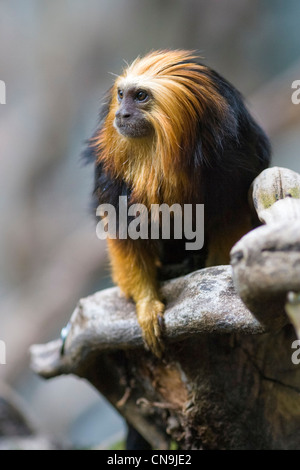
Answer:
[113, 86, 154, 138]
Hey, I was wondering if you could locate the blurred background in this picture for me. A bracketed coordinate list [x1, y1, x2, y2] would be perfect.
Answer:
[0, 0, 300, 449]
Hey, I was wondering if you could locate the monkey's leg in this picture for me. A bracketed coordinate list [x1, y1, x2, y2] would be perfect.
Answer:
[107, 238, 165, 357]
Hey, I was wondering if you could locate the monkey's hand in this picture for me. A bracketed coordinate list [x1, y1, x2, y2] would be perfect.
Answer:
[136, 298, 165, 358]
[107, 238, 165, 358]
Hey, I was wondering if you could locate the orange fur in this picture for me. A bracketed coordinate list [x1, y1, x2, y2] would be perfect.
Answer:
[94, 50, 227, 207]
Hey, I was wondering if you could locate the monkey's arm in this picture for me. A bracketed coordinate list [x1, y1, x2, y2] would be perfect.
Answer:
[107, 238, 165, 357]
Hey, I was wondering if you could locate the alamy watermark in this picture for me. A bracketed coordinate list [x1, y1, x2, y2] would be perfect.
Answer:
[96, 196, 204, 250]
[0, 340, 6, 365]
[291, 339, 300, 365]
[291, 80, 300, 104]
[0, 80, 6, 104]
[1, 81, 7, 362]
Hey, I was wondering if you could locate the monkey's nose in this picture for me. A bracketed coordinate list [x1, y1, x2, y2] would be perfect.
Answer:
[116, 109, 131, 119]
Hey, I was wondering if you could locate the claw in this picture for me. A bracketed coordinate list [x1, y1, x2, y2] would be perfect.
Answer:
[136, 299, 165, 358]
[157, 314, 164, 331]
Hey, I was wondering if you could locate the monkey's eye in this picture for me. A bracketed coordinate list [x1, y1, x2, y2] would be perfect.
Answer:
[136, 90, 148, 102]
[118, 89, 124, 100]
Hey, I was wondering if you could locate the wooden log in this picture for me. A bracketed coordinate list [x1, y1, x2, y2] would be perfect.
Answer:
[30, 264, 300, 449]
[231, 167, 300, 331]
[30, 166, 300, 450]
[30, 266, 262, 380]
[32, 265, 266, 450]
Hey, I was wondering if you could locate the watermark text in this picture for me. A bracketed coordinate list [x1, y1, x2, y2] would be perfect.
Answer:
[291, 339, 300, 365]
[0, 80, 6, 104]
[0, 340, 6, 365]
[96, 197, 204, 250]
[291, 80, 300, 104]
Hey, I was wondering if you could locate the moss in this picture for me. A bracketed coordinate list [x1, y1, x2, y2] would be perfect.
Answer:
[108, 440, 126, 450]
[258, 192, 277, 209]
[289, 187, 300, 199]
[257, 186, 300, 210]
[169, 440, 179, 450]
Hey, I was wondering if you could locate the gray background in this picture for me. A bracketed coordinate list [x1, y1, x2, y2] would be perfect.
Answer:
[0, 0, 300, 448]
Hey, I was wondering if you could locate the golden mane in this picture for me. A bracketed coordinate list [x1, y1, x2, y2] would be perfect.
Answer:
[94, 50, 229, 206]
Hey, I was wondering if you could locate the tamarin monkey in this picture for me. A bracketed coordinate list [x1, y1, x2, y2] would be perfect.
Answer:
[84, 50, 271, 357]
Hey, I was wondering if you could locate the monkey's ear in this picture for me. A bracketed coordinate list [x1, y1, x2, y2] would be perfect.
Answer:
[81, 87, 113, 165]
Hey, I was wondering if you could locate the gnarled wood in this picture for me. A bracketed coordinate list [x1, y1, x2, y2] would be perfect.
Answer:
[30, 166, 300, 449]
[231, 166, 300, 332]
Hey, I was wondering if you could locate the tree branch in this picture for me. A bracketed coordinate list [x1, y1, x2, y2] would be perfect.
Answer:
[30, 265, 262, 379]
